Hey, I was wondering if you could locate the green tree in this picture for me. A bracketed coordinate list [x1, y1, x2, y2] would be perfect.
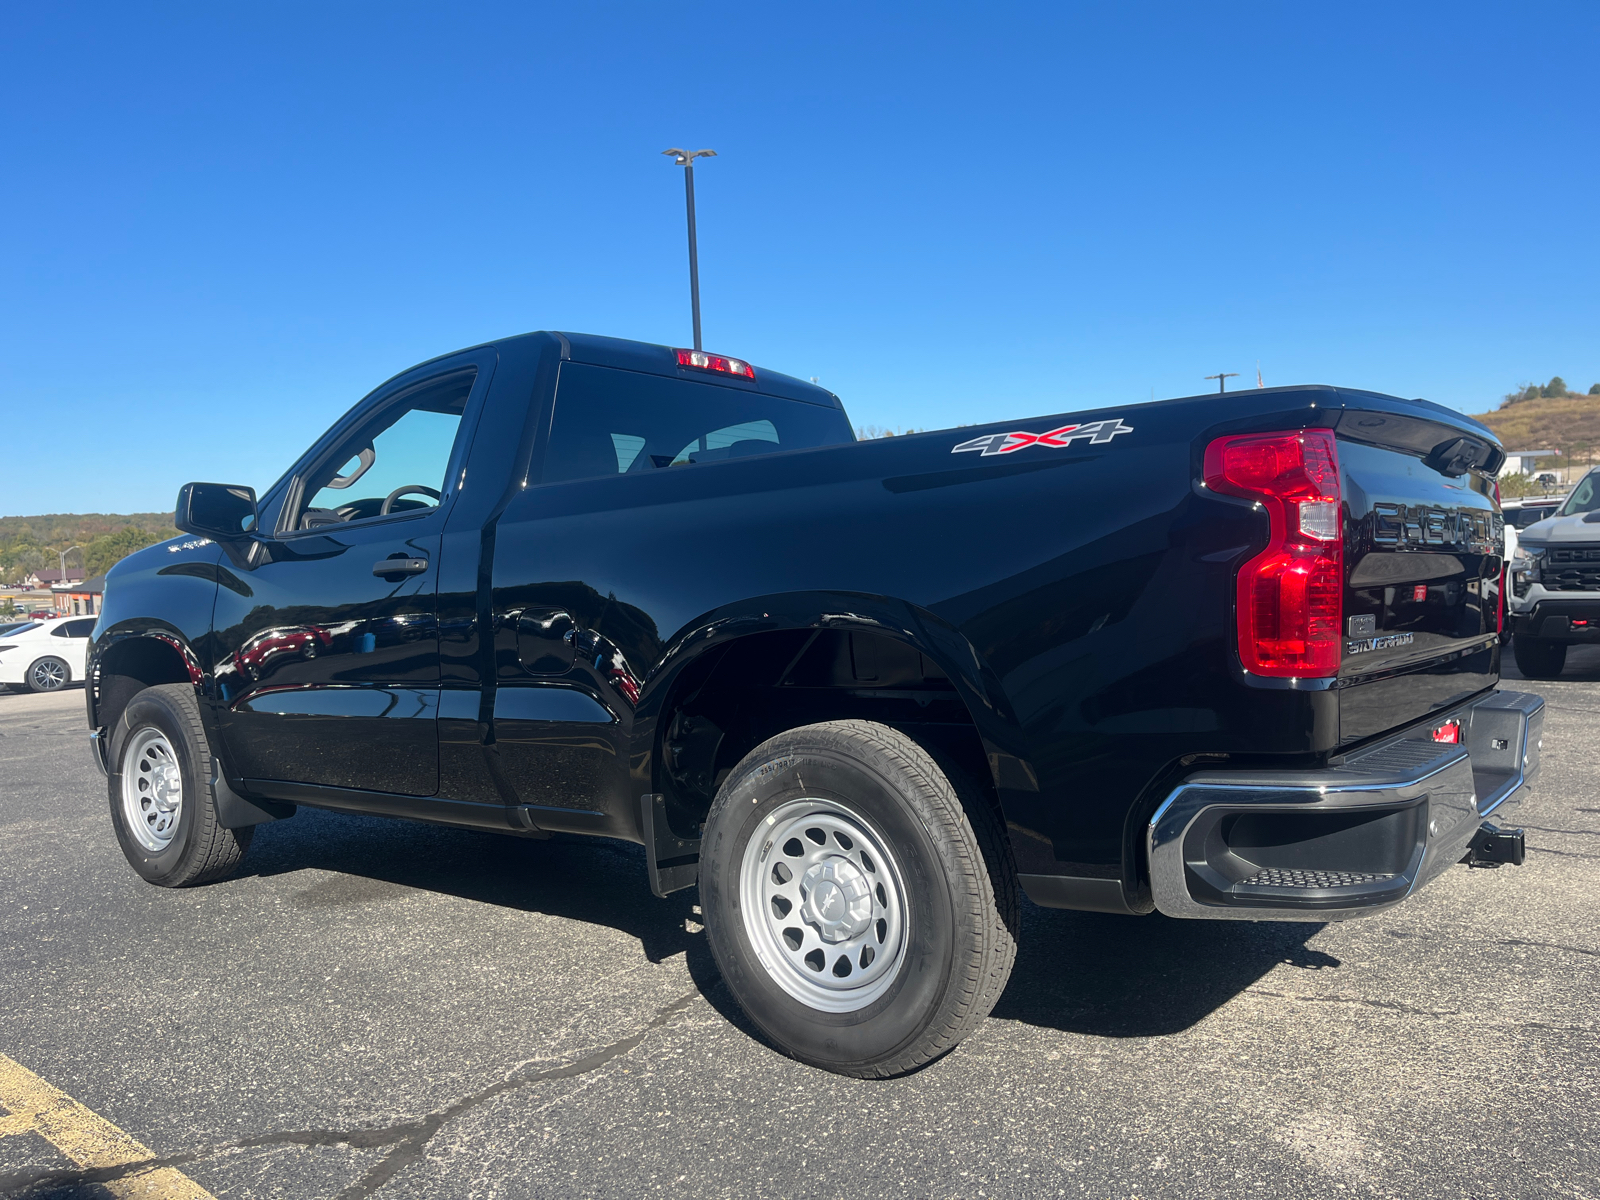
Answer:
[1543, 375, 1570, 398]
[0, 545, 50, 586]
[83, 526, 163, 577]
[1590, 383, 1600, 395]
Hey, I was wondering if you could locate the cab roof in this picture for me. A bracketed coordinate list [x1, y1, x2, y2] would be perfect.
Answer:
[552, 332, 843, 409]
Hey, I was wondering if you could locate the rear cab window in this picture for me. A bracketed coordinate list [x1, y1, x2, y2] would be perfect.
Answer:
[541, 363, 855, 486]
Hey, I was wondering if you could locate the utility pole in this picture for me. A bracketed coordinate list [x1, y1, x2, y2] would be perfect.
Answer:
[1205, 372, 1239, 394]
[662, 148, 717, 350]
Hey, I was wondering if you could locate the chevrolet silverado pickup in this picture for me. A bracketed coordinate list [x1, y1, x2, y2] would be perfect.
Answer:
[86, 332, 1542, 1077]
[1507, 467, 1600, 677]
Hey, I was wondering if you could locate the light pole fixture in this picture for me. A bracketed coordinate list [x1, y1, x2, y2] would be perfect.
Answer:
[662, 148, 717, 350]
[1205, 372, 1240, 394]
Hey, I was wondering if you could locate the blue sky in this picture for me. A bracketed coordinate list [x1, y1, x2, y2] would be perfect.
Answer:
[2, 2, 1597, 515]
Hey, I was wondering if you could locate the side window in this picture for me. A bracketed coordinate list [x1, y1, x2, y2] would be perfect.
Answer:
[62, 619, 96, 638]
[1561, 475, 1599, 517]
[542, 364, 854, 486]
[290, 369, 476, 531]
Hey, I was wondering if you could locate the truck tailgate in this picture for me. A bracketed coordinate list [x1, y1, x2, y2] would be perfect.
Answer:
[1335, 409, 1504, 745]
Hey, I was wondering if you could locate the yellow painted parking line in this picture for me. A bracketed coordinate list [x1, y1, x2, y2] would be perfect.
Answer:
[0, 1052, 217, 1199]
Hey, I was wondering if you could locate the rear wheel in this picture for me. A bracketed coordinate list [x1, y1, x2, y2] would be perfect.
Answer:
[25, 656, 69, 692]
[700, 720, 1017, 1078]
[108, 683, 252, 886]
[1513, 635, 1567, 679]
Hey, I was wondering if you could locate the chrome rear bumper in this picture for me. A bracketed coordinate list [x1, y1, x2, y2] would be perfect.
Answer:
[1147, 689, 1544, 921]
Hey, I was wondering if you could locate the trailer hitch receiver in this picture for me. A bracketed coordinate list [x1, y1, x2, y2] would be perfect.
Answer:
[1460, 822, 1526, 868]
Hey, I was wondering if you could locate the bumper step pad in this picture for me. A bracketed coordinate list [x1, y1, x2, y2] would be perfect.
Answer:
[1241, 868, 1397, 889]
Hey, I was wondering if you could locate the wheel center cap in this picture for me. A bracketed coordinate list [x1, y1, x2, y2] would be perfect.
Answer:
[152, 766, 180, 812]
[800, 857, 873, 943]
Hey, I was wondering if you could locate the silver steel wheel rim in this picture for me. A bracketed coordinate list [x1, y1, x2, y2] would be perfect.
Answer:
[740, 798, 909, 1013]
[31, 660, 65, 690]
[120, 728, 184, 852]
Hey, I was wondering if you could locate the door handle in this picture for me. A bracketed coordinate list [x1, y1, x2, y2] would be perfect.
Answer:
[374, 558, 429, 577]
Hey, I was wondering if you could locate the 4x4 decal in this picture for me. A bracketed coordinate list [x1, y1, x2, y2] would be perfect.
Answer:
[951, 418, 1133, 457]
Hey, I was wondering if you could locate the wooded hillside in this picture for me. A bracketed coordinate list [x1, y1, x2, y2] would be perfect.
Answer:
[0, 513, 177, 585]
[1469, 395, 1600, 462]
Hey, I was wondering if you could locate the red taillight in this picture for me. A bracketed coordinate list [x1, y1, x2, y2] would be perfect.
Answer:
[1432, 719, 1461, 744]
[675, 348, 755, 379]
[1205, 428, 1343, 678]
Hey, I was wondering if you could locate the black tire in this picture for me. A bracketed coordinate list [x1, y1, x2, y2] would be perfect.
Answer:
[108, 683, 252, 887]
[700, 720, 1018, 1078]
[1512, 635, 1567, 679]
[24, 656, 70, 693]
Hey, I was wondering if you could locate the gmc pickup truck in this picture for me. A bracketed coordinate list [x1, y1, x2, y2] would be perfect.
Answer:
[87, 331, 1542, 1078]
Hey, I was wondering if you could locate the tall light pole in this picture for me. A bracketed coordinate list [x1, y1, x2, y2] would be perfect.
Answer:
[662, 148, 717, 350]
[1205, 372, 1239, 394]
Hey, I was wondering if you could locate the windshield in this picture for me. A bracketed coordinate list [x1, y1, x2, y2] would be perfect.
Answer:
[0, 622, 41, 637]
[1559, 471, 1600, 516]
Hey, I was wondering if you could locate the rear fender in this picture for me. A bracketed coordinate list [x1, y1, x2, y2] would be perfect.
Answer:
[632, 590, 1031, 832]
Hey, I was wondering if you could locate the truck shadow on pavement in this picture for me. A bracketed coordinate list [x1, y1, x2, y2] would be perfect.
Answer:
[989, 901, 1335, 1037]
[243, 808, 704, 965]
[243, 806, 1336, 1045]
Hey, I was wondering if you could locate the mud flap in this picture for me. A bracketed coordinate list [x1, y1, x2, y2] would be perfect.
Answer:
[641, 792, 700, 898]
[213, 768, 295, 829]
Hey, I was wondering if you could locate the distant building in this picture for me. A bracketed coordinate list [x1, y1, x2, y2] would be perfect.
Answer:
[1502, 450, 1557, 477]
[53, 574, 105, 616]
[20, 567, 86, 590]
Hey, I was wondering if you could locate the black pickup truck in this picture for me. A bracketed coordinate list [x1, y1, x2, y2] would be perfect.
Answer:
[86, 331, 1542, 1077]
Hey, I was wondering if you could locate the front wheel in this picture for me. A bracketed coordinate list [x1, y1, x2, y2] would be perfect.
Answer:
[1513, 635, 1567, 679]
[700, 720, 1017, 1078]
[108, 683, 252, 887]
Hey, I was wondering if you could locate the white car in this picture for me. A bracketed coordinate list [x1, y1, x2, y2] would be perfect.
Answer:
[0, 615, 97, 692]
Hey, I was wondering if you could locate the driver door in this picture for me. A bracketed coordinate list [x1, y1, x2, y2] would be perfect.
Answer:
[212, 359, 491, 798]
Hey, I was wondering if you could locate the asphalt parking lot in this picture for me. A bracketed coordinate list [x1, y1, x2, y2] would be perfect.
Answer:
[0, 663, 1595, 1200]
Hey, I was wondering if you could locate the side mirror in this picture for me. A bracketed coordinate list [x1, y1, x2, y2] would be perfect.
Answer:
[175, 482, 258, 541]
